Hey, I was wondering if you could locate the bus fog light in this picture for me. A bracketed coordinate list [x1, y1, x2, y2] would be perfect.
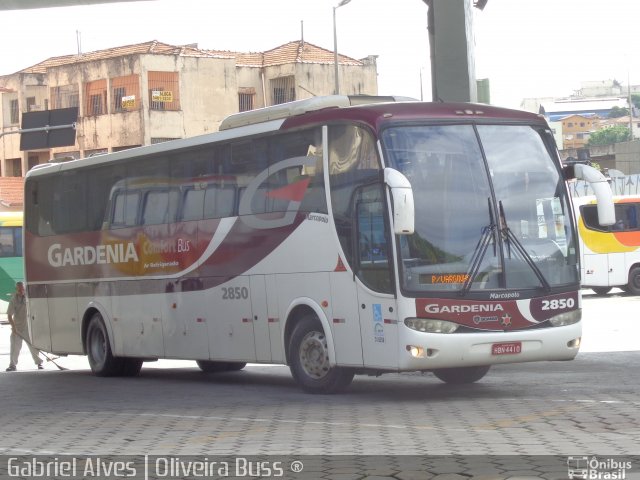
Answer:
[405, 318, 459, 333]
[567, 337, 581, 348]
[548, 309, 581, 327]
[407, 345, 425, 358]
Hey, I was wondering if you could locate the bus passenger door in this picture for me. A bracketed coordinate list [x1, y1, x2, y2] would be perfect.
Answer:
[354, 186, 399, 369]
[250, 275, 271, 362]
[207, 276, 256, 362]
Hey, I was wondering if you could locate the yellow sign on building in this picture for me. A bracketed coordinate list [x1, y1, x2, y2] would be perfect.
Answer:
[151, 91, 173, 103]
[121, 95, 136, 109]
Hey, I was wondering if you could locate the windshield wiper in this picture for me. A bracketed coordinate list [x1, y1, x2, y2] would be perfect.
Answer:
[459, 198, 497, 296]
[498, 201, 551, 292]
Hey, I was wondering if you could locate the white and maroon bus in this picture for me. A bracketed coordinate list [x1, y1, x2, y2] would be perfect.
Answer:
[24, 96, 613, 393]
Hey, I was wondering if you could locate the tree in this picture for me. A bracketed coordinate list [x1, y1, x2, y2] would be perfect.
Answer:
[631, 94, 640, 111]
[608, 106, 629, 118]
[588, 125, 631, 146]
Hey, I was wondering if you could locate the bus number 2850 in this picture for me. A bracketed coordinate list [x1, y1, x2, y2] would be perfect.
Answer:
[222, 287, 249, 300]
[541, 298, 575, 310]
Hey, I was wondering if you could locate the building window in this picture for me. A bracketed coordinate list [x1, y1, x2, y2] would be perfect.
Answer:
[9, 99, 19, 124]
[51, 85, 79, 109]
[151, 137, 180, 144]
[85, 149, 108, 157]
[148, 71, 180, 111]
[111, 74, 140, 112]
[7, 158, 22, 177]
[238, 87, 255, 112]
[85, 80, 107, 116]
[26, 97, 37, 112]
[567, 122, 574, 128]
[53, 151, 80, 161]
[270, 76, 295, 105]
[27, 155, 42, 171]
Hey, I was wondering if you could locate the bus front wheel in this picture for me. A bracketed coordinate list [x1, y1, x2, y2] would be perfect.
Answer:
[289, 315, 354, 394]
[86, 313, 122, 377]
[433, 365, 490, 384]
[627, 267, 640, 295]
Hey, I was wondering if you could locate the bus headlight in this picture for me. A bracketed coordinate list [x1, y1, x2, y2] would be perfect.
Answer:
[404, 318, 459, 333]
[548, 309, 581, 327]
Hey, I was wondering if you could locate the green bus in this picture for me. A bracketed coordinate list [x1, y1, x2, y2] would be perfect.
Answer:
[0, 211, 23, 310]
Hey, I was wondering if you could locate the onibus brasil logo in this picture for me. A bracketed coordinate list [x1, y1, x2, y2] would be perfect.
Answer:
[567, 456, 633, 479]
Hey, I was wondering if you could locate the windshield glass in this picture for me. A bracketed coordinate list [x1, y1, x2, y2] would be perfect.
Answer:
[382, 124, 578, 294]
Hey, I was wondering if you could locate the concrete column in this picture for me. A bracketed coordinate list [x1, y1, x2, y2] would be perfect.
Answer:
[425, 0, 477, 103]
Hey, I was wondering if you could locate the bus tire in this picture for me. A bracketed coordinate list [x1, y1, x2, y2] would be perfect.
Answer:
[86, 313, 122, 377]
[627, 266, 640, 295]
[433, 365, 490, 384]
[591, 287, 612, 296]
[120, 358, 143, 377]
[196, 360, 245, 372]
[288, 315, 354, 394]
[225, 362, 247, 371]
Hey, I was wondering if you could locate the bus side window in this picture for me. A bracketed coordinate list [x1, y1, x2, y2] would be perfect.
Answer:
[625, 204, 638, 230]
[141, 189, 179, 225]
[581, 205, 609, 232]
[112, 191, 140, 227]
[204, 185, 236, 218]
[181, 187, 205, 221]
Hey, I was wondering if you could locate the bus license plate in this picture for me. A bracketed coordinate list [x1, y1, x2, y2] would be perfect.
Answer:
[492, 342, 522, 355]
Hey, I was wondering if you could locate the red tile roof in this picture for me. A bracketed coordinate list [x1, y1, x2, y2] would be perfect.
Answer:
[18, 40, 233, 74]
[12, 39, 363, 75]
[210, 40, 362, 68]
[0, 177, 24, 208]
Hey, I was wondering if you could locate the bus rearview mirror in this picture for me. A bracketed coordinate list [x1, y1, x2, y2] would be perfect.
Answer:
[384, 168, 415, 235]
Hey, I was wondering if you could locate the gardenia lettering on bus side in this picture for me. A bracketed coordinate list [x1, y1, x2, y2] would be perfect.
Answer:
[47, 243, 139, 268]
[424, 303, 505, 314]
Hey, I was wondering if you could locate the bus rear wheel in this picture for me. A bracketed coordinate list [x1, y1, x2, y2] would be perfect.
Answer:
[591, 286, 612, 296]
[288, 315, 354, 394]
[120, 358, 143, 377]
[86, 313, 122, 377]
[433, 365, 490, 384]
[627, 267, 640, 295]
[197, 360, 246, 372]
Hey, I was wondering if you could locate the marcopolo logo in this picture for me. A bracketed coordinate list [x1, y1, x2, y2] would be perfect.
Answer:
[47, 242, 139, 268]
[567, 456, 633, 479]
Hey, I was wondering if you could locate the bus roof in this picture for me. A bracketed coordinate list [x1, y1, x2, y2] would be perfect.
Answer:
[26, 96, 548, 180]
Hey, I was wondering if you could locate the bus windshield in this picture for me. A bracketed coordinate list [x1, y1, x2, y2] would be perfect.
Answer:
[382, 124, 578, 294]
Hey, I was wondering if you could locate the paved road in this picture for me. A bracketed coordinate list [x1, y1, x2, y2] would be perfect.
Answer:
[0, 291, 638, 479]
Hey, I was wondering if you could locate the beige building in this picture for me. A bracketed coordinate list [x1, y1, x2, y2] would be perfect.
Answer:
[0, 39, 378, 179]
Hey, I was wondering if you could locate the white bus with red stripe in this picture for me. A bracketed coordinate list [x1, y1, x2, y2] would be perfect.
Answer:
[24, 96, 613, 393]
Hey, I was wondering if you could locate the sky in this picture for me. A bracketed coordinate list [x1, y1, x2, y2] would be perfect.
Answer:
[2, 0, 640, 109]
